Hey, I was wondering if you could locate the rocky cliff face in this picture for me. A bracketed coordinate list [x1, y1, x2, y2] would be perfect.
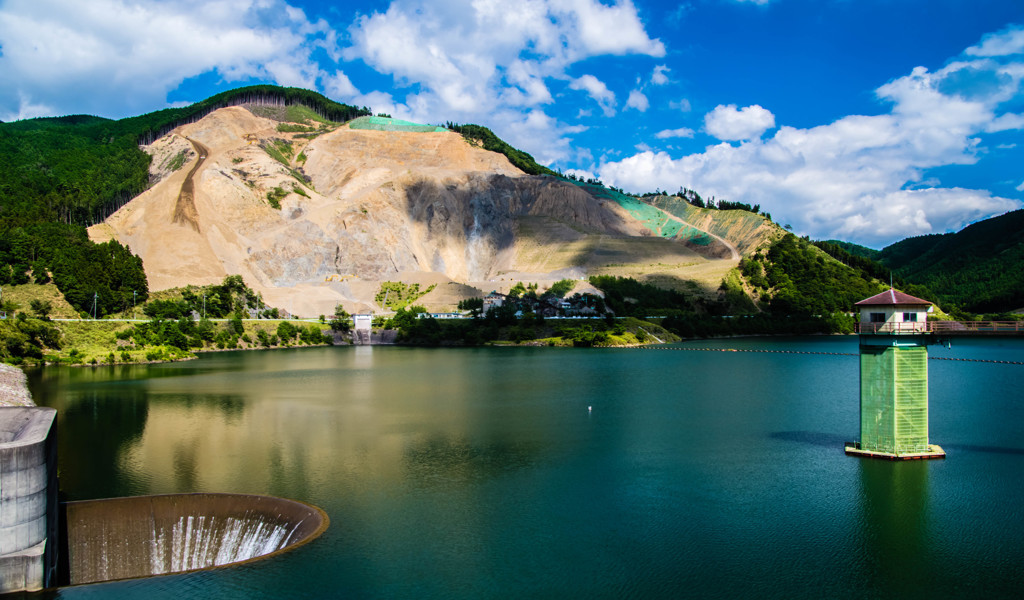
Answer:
[89, 107, 742, 316]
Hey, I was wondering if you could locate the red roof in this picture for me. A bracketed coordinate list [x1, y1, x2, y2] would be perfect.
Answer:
[854, 288, 932, 307]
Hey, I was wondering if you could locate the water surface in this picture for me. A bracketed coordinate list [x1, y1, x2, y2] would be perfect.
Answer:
[28, 337, 1024, 598]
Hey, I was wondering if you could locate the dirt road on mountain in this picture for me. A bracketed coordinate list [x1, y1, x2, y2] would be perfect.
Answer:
[173, 138, 208, 232]
[654, 206, 741, 261]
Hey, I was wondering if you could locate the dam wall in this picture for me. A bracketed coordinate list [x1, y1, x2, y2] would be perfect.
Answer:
[0, 407, 59, 593]
[64, 493, 328, 585]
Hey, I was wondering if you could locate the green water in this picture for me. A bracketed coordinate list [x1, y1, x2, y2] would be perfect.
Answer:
[26, 337, 1024, 598]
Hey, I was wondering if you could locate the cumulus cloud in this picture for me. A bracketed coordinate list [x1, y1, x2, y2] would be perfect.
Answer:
[985, 112, 1024, 132]
[966, 24, 1024, 57]
[0, 0, 333, 119]
[339, 0, 665, 161]
[570, 74, 617, 116]
[323, 71, 359, 100]
[704, 104, 775, 141]
[626, 89, 649, 112]
[654, 127, 695, 139]
[598, 36, 1024, 247]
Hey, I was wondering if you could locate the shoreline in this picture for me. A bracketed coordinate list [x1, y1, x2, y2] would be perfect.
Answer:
[0, 363, 35, 407]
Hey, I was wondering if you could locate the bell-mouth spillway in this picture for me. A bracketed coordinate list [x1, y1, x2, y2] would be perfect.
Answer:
[61, 493, 329, 586]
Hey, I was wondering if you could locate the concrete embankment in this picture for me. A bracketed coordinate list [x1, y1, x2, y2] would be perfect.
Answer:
[0, 407, 58, 593]
[0, 364, 35, 407]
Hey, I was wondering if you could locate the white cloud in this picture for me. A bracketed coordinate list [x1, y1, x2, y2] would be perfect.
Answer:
[565, 168, 598, 182]
[651, 64, 670, 85]
[1017, 181, 1024, 192]
[597, 38, 1024, 247]
[340, 0, 664, 162]
[555, 0, 665, 58]
[654, 127, 695, 139]
[704, 104, 775, 141]
[323, 71, 359, 101]
[966, 25, 1024, 58]
[626, 89, 649, 112]
[570, 74, 616, 116]
[0, 0, 335, 120]
[985, 112, 1024, 132]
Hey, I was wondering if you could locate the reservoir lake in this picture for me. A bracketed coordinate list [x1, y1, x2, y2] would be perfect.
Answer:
[26, 336, 1024, 599]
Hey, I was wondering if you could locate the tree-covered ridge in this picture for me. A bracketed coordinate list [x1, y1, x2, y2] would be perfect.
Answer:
[818, 240, 879, 260]
[445, 123, 558, 177]
[876, 209, 1024, 312]
[742, 233, 886, 316]
[813, 240, 934, 302]
[0, 86, 370, 317]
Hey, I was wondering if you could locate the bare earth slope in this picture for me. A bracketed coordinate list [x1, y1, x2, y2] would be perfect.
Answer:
[90, 107, 758, 315]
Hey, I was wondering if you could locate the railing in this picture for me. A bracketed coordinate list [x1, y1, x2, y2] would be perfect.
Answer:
[856, 321, 1024, 335]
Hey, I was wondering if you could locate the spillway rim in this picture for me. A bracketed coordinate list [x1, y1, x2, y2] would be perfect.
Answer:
[60, 492, 330, 588]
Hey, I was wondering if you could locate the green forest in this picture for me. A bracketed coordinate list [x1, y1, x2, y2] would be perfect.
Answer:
[875, 209, 1024, 313]
[817, 209, 1023, 313]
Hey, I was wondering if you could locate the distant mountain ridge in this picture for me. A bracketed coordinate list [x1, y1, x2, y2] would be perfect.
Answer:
[818, 209, 1024, 312]
[877, 209, 1024, 312]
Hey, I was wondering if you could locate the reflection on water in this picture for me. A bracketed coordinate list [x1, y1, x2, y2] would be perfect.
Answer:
[23, 339, 1024, 598]
[857, 461, 932, 599]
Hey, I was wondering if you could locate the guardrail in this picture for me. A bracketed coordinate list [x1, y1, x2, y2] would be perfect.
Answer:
[856, 321, 1024, 335]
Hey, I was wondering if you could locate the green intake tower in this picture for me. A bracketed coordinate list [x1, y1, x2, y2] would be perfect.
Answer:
[845, 289, 945, 460]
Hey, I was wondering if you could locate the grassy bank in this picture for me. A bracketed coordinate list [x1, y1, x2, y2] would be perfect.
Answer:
[38, 319, 337, 366]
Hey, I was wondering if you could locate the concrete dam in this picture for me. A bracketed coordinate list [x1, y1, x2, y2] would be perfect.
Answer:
[63, 493, 328, 585]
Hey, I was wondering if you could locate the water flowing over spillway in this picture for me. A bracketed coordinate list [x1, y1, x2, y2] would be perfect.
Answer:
[63, 493, 328, 585]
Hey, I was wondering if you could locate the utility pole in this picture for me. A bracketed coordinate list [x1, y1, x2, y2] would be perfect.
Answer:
[92, 293, 98, 320]
[203, 293, 206, 320]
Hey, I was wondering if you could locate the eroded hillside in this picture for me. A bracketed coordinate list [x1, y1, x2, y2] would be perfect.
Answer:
[89, 106, 769, 316]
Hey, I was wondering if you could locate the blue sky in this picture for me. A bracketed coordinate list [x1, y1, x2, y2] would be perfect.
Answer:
[1, 0, 1022, 248]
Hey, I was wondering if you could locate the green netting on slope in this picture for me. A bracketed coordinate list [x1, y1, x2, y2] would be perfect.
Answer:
[649, 195, 767, 250]
[348, 116, 447, 133]
[859, 345, 930, 454]
[573, 183, 677, 238]
[674, 224, 713, 246]
[660, 219, 683, 238]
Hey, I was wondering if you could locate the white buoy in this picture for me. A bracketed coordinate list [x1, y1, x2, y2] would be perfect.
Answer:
[588, 406, 592, 412]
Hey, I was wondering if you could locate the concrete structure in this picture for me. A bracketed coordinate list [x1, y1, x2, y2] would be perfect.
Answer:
[352, 314, 373, 345]
[0, 407, 58, 593]
[846, 289, 945, 460]
[64, 493, 327, 585]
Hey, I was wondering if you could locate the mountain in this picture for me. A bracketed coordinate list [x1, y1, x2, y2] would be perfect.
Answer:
[81, 100, 775, 316]
[4, 84, 901, 322]
[876, 209, 1024, 312]
[819, 240, 879, 260]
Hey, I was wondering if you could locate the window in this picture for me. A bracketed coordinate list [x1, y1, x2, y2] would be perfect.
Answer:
[870, 313, 886, 323]
[903, 312, 918, 322]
